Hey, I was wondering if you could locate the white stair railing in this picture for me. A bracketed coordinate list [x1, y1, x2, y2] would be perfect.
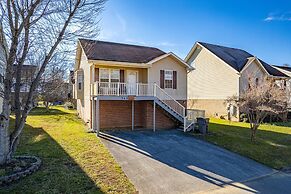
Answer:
[154, 84, 185, 117]
[154, 84, 190, 132]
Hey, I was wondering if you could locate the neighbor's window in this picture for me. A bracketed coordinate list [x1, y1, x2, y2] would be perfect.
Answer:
[255, 78, 259, 86]
[77, 73, 83, 90]
[164, 70, 173, 88]
[99, 68, 110, 83]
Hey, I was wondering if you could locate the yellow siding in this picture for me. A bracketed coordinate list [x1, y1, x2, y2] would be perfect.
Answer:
[187, 46, 239, 100]
[148, 55, 187, 100]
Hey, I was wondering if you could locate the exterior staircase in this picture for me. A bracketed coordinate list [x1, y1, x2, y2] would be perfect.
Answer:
[153, 84, 195, 132]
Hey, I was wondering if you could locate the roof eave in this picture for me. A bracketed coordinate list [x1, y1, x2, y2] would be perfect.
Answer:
[88, 59, 151, 68]
[148, 52, 193, 70]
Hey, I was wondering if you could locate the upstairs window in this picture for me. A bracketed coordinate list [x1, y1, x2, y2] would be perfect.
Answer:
[160, 69, 177, 89]
[99, 68, 109, 83]
[99, 68, 120, 83]
[164, 70, 173, 88]
[110, 69, 120, 82]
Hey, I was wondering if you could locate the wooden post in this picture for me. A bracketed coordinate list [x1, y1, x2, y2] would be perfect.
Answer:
[153, 100, 156, 132]
[96, 98, 100, 136]
[132, 100, 134, 131]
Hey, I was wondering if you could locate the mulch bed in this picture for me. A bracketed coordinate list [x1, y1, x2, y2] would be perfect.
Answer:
[0, 156, 41, 186]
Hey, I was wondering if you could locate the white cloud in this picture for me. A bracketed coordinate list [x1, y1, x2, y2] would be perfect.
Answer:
[264, 16, 275, 21]
[156, 42, 176, 47]
[125, 39, 147, 45]
[116, 14, 127, 32]
[264, 12, 291, 22]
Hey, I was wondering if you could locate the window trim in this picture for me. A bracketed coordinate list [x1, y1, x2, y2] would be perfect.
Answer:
[99, 68, 120, 83]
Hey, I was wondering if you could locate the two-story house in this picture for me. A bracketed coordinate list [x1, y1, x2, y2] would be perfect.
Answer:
[185, 42, 289, 120]
[74, 39, 193, 133]
[11, 64, 38, 109]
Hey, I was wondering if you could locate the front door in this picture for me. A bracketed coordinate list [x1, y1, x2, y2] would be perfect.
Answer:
[127, 70, 138, 95]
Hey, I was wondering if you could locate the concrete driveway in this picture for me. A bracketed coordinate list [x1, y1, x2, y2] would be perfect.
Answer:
[100, 130, 289, 194]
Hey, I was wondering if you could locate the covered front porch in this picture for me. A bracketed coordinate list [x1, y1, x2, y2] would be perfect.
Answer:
[90, 81, 190, 134]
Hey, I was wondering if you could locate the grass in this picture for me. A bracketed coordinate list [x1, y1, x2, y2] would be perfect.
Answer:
[0, 107, 135, 194]
[200, 118, 291, 170]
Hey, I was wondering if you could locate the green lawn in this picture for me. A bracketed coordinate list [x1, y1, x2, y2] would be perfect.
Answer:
[202, 118, 291, 170]
[0, 107, 135, 193]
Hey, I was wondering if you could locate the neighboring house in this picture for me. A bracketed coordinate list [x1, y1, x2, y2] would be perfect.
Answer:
[11, 65, 38, 109]
[74, 39, 193, 132]
[273, 65, 291, 110]
[185, 42, 289, 120]
[68, 70, 74, 99]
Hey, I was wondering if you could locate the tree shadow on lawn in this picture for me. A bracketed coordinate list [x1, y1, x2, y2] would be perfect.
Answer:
[267, 122, 291, 128]
[99, 125, 291, 194]
[28, 106, 70, 116]
[207, 122, 291, 169]
[0, 114, 103, 193]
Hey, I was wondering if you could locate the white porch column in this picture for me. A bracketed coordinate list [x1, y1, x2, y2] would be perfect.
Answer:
[96, 98, 100, 136]
[153, 100, 156, 132]
[91, 97, 95, 130]
[132, 100, 134, 131]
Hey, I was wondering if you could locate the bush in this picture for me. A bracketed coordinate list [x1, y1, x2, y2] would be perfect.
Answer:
[64, 101, 75, 109]
[240, 113, 248, 122]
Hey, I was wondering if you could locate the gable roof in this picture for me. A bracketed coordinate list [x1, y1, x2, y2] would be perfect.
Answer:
[79, 39, 166, 64]
[189, 42, 287, 77]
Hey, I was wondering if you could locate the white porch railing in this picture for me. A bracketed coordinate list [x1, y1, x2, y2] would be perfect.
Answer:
[90, 82, 154, 96]
[90, 82, 192, 132]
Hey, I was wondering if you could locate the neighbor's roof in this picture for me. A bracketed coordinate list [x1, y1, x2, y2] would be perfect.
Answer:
[198, 42, 287, 77]
[79, 39, 166, 63]
[273, 65, 291, 72]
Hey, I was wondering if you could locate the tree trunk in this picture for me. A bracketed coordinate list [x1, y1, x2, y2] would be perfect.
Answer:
[0, 118, 10, 165]
[0, 103, 11, 165]
[44, 101, 49, 112]
[250, 124, 258, 142]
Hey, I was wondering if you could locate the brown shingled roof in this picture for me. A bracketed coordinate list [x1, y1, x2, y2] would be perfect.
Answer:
[79, 39, 166, 63]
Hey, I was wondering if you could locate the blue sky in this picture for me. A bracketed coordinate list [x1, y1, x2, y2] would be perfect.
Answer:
[99, 0, 291, 66]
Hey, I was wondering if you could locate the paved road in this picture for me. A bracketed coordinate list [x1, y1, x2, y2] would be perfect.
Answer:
[100, 130, 289, 194]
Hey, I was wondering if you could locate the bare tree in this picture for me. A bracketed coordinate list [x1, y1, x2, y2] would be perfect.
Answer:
[39, 65, 68, 111]
[226, 78, 288, 142]
[0, 0, 106, 165]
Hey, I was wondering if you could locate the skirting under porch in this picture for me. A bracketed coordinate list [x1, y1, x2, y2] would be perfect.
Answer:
[91, 98, 178, 133]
